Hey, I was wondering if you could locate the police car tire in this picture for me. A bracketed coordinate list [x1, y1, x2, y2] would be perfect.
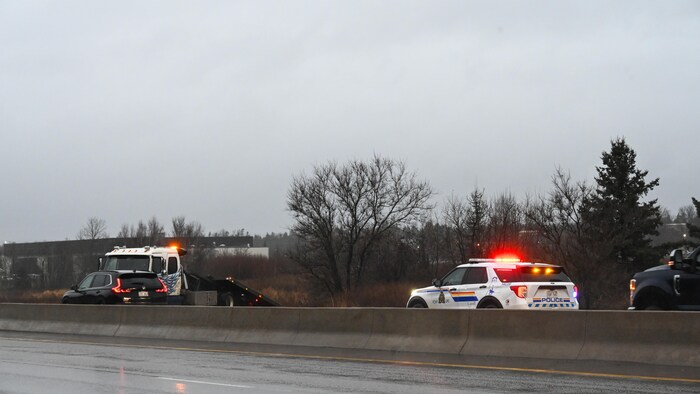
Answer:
[476, 298, 503, 309]
[409, 299, 428, 308]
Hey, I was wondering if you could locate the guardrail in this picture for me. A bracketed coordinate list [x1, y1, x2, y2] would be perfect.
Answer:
[0, 304, 697, 368]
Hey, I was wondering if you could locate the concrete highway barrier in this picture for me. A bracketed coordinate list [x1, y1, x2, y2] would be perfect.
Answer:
[0, 304, 698, 369]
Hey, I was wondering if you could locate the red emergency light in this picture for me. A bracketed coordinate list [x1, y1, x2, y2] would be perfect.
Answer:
[493, 253, 521, 262]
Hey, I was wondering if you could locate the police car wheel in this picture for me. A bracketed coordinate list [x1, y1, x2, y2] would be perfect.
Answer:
[477, 299, 502, 309]
[409, 300, 427, 308]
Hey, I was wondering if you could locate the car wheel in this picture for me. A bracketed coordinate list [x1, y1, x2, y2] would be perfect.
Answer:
[61, 298, 69, 304]
[221, 293, 235, 307]
[409, 299, 428, 308]
[641, 299, 666, 310]
[477, 299, 502, 309]
[638, 293, 668, 310]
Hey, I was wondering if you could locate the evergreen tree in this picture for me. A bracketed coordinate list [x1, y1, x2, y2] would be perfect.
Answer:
[688, 197, 700, 239]
[582, 138, 661, 266]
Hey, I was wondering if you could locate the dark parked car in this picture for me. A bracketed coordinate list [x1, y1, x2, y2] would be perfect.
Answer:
[629, 246, 700, 310]
[61, 270, 168, 305]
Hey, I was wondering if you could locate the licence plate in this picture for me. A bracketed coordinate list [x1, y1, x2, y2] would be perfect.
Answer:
[138, 291, 148, 297]
[533, 287, 570, 303]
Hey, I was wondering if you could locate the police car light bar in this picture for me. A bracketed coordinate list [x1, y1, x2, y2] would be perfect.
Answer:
[468, 257, 522, 263]
[493, 253, 521, 262]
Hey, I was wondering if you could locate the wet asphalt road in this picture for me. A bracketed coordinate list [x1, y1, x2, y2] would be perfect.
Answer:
[0, 336, 698, 394]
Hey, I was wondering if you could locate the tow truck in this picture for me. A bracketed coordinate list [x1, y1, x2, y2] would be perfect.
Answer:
[99, 246, 278, 307]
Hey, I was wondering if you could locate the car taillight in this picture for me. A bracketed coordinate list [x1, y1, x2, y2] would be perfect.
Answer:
[156, 279, 168, 293]
[573, 285, 579, 299]
[112, 278, 129, 293]
[510, 285, 527, 299]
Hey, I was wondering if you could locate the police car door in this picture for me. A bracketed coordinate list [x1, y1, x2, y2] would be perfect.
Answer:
[452, 267, 488, 309]
[431, 267, 467, 309]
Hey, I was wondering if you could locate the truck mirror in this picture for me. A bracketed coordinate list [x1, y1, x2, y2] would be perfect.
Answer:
[97, 257, 103, 271]
[672, 249, 683, 263]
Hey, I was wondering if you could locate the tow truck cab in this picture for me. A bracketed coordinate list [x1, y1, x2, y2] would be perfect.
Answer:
[629, 246, 700, 310]
[100, 246, 188, 300]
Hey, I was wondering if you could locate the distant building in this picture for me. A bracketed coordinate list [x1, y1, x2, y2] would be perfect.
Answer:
[212, 246, 269, 258]
[651, 223, 698, 247]
[0, 236, 261, 289]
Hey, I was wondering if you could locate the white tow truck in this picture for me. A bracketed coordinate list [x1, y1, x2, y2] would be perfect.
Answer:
[99, 246, 278, 306]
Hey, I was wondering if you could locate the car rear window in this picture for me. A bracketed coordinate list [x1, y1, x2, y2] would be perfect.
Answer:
[119, 274, 162, 290]
[495, 266, 572, 283]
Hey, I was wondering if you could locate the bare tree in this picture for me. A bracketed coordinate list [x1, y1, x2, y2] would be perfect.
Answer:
[170, 216, 204, 247]
[486, 192, 522, 254]
[675, 204, 699, 224]
[77, 217, 108, 240]
[443, 195, 470, 264]
[659, 207, 673, 224]
[134, 220, 148, 245]
[524, 168, 622, 309]
[287, 156, 433, 294]
[116, 223, 135, 238]
[147, 216, 164, 245]
[170, 216, 208, 267]
[171, 216, 187, 239]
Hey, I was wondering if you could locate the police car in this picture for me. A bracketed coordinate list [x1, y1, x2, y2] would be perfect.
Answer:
[406, 256, 579, 309]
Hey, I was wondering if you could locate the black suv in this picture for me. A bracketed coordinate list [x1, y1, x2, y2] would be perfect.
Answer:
[629, 246, 700, 310]
[61, 270, 168, 305]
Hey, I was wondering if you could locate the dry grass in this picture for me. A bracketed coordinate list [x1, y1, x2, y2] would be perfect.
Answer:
[241, 276, 423, 308]
[0, 289, 66, 304]
[314, 282, 424, 307]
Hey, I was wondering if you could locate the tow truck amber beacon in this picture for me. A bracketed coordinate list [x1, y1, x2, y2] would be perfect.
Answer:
[406, 254, 579, 309]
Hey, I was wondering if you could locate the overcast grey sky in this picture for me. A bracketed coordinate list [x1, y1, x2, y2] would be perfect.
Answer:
[1, 1, 699, 243]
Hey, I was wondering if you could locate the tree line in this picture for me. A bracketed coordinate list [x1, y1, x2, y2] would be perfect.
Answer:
[287, 138, 699, 309]
[65, 137, 698, 309]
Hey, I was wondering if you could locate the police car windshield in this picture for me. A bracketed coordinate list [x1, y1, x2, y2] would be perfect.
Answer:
[103, 255, 150, 271]
[495, 266, 571, 283]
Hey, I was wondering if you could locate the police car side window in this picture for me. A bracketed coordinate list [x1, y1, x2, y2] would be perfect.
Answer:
[442, 268, 467, 286]
[463, 268, 487, 284]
